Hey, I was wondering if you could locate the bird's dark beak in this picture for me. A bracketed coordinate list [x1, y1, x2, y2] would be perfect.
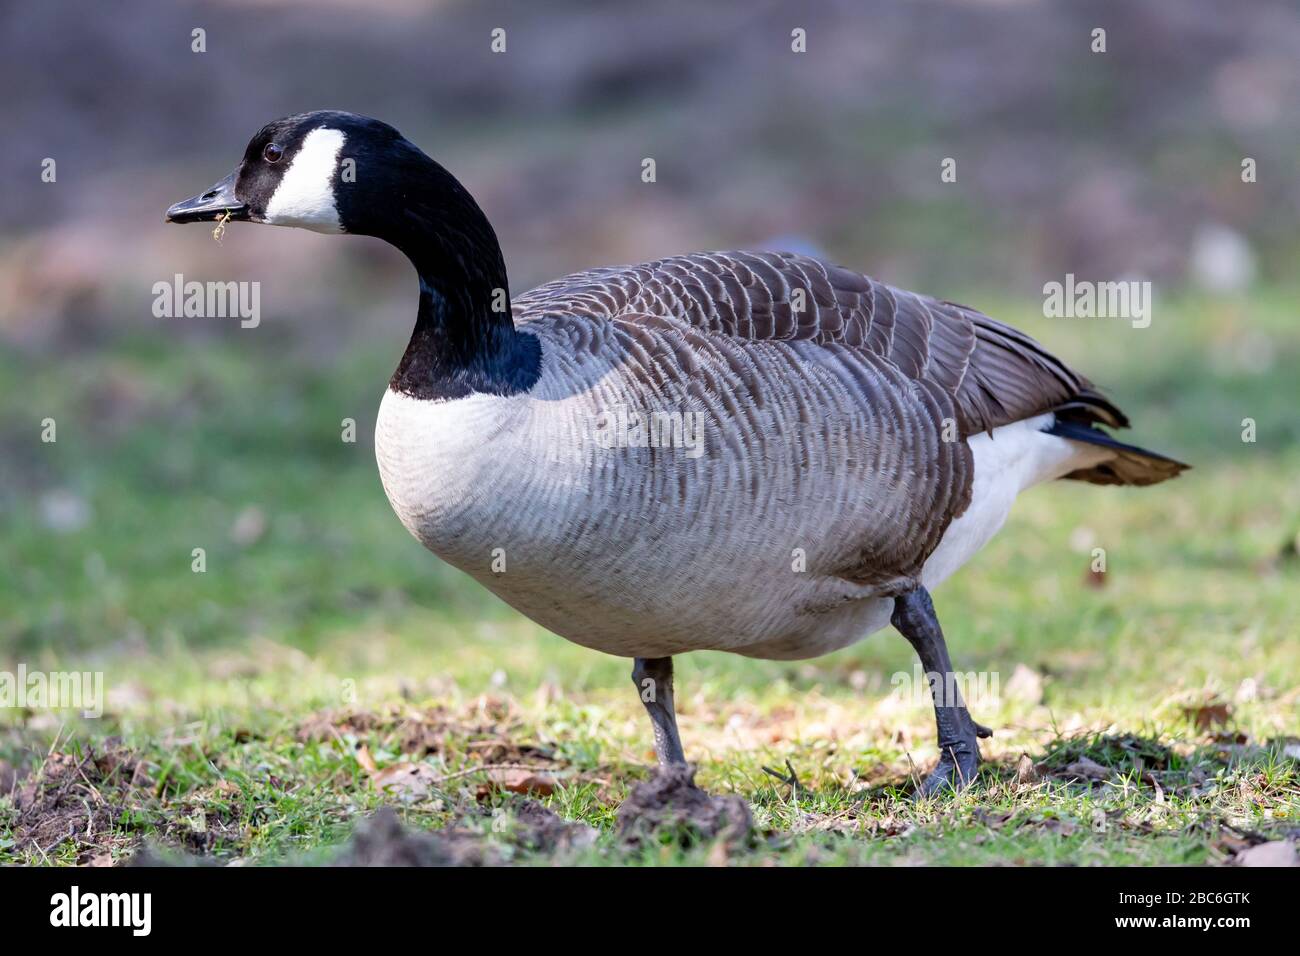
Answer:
[165, 171, 249, 224]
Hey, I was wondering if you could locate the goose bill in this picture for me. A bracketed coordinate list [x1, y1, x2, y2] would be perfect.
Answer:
[165, 171, 250, 224]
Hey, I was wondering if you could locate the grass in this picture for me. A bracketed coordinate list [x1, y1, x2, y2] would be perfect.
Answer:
[1, 287, 1298, 865]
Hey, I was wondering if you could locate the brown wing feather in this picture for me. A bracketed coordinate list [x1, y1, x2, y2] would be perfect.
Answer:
[514, 250, 1117, 437]
[511, 251, 1143, 590]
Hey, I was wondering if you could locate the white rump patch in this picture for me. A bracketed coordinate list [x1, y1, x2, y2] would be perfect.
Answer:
[922, 414, 1110, 588]
[264, 127, 345, 233]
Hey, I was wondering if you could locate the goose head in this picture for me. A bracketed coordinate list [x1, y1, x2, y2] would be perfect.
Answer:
[166, 110, 427, 235]
[164, 109, 510, 319]
[165, 109, 505, 255]
[166, 111, 537, 398]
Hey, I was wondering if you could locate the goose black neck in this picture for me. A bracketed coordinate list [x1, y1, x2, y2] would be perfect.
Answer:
[372, 148, 540, 401]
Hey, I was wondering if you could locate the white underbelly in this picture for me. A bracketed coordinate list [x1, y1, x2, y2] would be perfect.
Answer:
[376, 387, 1102, 660]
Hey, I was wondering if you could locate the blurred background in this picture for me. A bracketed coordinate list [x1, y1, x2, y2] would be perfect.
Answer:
[1, 0, 1297, 719]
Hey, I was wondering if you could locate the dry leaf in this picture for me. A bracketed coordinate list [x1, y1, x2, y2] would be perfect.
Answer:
[1043, 817, 1079, 836]
[1062, 756, 1112, 781]
[1233, 841, 1299, 867]
[1145, 773, 1165, 805]
[973, 809, 1012, 830]
[371, 762, 440, 799]
[355, 744, 377, 774]
[1213, 828, 1256, 856]
[1016, 754, 1041, 784]
[480, 768, 556, 797]
[1184, 701, 1232, 731]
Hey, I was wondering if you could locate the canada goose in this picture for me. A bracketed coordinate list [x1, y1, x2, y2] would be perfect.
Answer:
[167, 111, 1186, 795]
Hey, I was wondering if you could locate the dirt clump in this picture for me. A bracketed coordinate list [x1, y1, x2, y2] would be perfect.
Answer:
[508, 799, 598, 853]
[12, 743, 151, 861]
[330, 798, 597, 866]
[160, 779, 250, 855]
[330, 807, 491, 866]
[617, 765, 751, 848]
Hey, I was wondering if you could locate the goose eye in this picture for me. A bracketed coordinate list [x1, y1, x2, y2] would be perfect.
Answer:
[263, 143, 284, 164]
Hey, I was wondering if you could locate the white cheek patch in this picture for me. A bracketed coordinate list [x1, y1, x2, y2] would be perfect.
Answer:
[264, 127, 346, 233]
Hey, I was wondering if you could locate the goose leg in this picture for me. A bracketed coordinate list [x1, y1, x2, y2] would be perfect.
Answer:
[632, 656, 686, 766]
[891, 586, 990, 796]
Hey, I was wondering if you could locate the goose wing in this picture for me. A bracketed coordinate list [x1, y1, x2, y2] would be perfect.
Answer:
[512, 251, 1127, 590]
[513, 250, 1125, 436]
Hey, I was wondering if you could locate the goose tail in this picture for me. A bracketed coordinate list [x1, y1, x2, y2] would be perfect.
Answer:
[1046, 417, 1189, 487]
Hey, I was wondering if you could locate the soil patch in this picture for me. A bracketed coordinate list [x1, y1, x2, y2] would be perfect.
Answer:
[330, 806, 491, 866]
[13, 743, 151, 862]
[616, 765, 751, 848]
[329, 798, 596, 866]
